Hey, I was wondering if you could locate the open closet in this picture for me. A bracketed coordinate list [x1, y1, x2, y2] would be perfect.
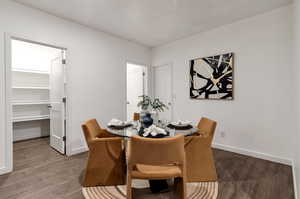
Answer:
[11, 39, 67, 155]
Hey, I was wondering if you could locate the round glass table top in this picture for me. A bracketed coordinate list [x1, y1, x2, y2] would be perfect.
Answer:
[106, 122, 199, 138]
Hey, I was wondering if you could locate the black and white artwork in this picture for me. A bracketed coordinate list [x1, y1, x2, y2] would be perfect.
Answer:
[190, 53, 233, 100]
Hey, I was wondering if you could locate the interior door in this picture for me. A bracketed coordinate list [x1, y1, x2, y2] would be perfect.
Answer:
[153, 64, 173, 121]
[126, 63, 147, 121]
[49, 53, 65, 154]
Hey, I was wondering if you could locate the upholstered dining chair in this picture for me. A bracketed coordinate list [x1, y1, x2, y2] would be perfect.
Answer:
[133, 112, 140, 121]
[127, 135, 187, 199]
[184, 117, 218, 182]
[81, 118, 125, 187]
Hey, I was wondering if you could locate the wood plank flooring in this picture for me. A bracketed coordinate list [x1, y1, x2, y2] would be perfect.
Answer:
[0, 138, 295, 199]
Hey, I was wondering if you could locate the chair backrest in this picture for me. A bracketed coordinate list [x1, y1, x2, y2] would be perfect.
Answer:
[128, 135, 185, 167]
[133, 113, 140, 121]
[197, 117, 217, 142]
[81, 119, 101, 145]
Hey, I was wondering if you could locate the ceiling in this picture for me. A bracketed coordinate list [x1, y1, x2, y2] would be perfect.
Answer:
[13, 0, 292, 47]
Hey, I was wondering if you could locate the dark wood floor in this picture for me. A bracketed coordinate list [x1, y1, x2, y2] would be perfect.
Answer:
[0, 138, 295, 199]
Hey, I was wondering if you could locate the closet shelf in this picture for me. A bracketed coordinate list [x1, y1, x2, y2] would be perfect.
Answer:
[12, 101, 50, 106]
[13, 115, 50, 122]
[12, 86, 50, 90]
[12, 69, 49, 75]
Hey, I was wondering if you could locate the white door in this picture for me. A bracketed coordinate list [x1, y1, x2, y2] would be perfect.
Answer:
[153, 64, 173, 121]
[49, 53, 65, 154]
[126, 63, 147, 121]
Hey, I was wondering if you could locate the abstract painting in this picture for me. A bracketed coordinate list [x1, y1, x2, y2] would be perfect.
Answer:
[190, 53, 233, 100]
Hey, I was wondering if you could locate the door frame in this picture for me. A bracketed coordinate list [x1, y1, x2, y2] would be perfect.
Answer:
[4, 33, 70, 173]
[152, 63, 174, 121]
[125, 60, 150, 121]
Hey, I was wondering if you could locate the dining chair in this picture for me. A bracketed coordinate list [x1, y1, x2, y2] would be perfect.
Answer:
[127, 135, 187, 199]
[184, 117, 218, 182]
[81, 118, 126, 187]
[133, 112, 140, 121]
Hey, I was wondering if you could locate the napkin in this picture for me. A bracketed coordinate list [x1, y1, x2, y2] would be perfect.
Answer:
[108, 119, 130, 126]
[143, 125, 167, 137]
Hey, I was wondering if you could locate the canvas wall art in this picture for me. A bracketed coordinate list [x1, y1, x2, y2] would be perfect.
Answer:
[190, 53, 233, 100]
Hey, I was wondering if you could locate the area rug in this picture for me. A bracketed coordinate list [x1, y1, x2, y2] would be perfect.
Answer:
[82, 180, 218, 199]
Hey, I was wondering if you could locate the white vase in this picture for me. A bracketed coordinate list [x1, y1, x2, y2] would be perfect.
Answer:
[140, 109, 150, 118]
[151, 110, 159, 125]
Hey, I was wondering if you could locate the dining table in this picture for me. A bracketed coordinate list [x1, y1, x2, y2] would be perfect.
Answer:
[107, 121, 199, 138]
[106, 121, 199, 193]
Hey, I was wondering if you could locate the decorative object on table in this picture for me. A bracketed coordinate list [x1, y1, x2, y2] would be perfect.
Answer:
[151, 98, 168, 124]
[141, 124, 169, 138]
[190, 52, 233, 100]
[141, 113, 153, 128]
[137, 95, 169, 124]
[82, 180, 218, 199]
[168, 120, 193, 130]
[133, 112, 140, 121]
[108, 119, 132, 129]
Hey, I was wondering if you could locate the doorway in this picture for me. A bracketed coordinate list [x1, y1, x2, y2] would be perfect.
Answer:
[7, 37, 68, 163]
[152, 64, 173, 121]
[126, 62, 148, 121]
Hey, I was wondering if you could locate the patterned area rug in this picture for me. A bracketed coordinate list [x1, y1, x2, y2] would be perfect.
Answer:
[82, 180, 218, 199]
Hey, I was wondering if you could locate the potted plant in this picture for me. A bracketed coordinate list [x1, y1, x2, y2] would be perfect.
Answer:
[137, 95, 152, 113]
[151, 98, 168, 124]
[151, 98, 168, 112]
[137, 95, 169, 125]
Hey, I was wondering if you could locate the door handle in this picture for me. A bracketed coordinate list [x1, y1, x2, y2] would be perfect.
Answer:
[168, 102, 172, 106]
[127, 101, 130, 105]
[47, 105, 52, 109]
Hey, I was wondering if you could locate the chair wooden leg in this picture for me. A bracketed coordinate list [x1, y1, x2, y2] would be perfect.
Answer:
[182, 177, 187, 199]
[126, 174, 132, 199]
[82, 158, 94, 187]
[174, 177, 186, 199]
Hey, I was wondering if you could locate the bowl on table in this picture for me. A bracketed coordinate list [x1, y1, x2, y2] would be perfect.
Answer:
[108, 119, 132, 129]
[167, 121, 193, 130]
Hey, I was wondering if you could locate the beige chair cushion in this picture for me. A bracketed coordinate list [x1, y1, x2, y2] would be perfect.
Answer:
[132, 164, 182, 179]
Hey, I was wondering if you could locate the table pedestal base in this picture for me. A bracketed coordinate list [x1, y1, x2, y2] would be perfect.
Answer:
[149, 180, 169, 193]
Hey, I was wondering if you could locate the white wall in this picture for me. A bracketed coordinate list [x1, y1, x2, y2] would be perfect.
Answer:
[0, 0, 151, 174]
[12, 39, 61, 73]
[152, 6, 294, 162]
[293, 0, 300, 197]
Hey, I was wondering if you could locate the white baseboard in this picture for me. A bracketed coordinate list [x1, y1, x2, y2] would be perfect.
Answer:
[0, 166, 12, 175]
[292, 160, 298, 199]
[0, 167, 7, 175]
[212, 142, 293, 166]
[69, 146, 88, 156]
[70, 142, 293, 165]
